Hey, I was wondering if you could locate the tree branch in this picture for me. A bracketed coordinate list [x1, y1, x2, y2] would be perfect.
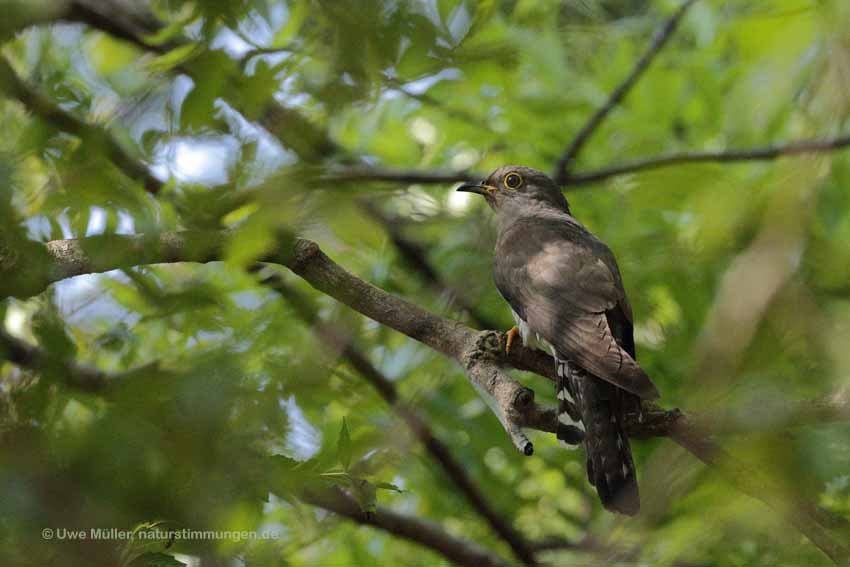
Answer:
[518, 395, 850, 440]
[6, 230, 539, 455]
[13, 231, 850, 438]
[280, 238, 542, 455]
[553, 0, 698, 183]
[301, 487, 511, 567]
[314, 132, 850, 189]
[325, 165, 478, 185]
[64, 0, 174, 53]
[0, 329, 110, 392]
[11, 230, 850, 564]
[561, 134, 850, 186]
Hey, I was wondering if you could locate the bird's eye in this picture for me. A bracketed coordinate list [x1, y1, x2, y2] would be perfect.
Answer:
[504, 172, 523, 189]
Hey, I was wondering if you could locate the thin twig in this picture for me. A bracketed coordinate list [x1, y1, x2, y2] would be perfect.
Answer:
[0, 56, 163, 193]
[301, 488, 512, 567]
[248, 129, 850, 189]
[561, 134, 850, 186]
[0, 330, 109, 392]
[553, 0, 698, 183]
[325, 165, 478, 185]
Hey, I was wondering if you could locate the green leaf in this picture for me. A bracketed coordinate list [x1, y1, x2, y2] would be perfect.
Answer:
[177, 50, 232, 131]
[373, 482, 404, 493]
[319, 470, 352, 488]
[337, 417, 351, 472]
[144, 43, 202, 74]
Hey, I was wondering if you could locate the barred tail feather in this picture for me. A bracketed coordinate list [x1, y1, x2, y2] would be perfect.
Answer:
[555, 359, 584, 448]
[571, 362, 640, 516]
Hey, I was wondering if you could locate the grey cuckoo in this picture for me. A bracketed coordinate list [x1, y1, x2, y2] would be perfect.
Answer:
[458, 165, 659, 515]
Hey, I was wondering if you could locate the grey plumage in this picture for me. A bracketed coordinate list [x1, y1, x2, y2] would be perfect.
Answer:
[458, 165, 659, 515]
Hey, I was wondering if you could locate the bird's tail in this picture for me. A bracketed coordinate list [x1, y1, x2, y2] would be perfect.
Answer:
[559, 360, 640, 515]
[555, 359, 585, 447]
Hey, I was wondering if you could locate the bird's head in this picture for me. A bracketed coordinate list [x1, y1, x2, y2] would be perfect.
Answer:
[457, 166, 570, 214]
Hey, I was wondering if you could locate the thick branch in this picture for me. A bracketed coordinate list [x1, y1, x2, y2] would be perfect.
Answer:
[561, 134, 850, 186]
[553, 0, 698, 183]
[280, 239, 540, 455]
[690, 396, 850, 433]
[8, 231, 537, 456]
[17, 232, 850, 438]
[519, 392, 850, 439]
[16, 231, 850, 433]
[302, 488, 511, 567]
[280, 239, 473, 359]
[0, 231, 226, 299]
[0, 230, 225, 298]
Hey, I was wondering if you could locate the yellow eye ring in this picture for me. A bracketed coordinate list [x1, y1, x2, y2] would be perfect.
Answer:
[504, 172, 523, 190]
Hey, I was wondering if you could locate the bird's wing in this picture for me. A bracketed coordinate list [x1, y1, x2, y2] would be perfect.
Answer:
[494, 216, 658, 399]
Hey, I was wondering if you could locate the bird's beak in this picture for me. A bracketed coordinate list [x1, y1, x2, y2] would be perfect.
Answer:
[456, 182, 495, 196]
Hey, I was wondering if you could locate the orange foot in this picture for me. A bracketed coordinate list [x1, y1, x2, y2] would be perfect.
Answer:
[505, 326, 520, 354]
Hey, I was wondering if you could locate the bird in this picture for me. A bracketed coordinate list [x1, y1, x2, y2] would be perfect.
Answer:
[458, 165, 659, 515]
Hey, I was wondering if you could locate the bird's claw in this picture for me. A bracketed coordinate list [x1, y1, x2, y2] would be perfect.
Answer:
[505, 326, 519, 354]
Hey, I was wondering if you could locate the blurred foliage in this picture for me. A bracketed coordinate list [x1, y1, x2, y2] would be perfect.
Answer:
[0, 0, 850, 566]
